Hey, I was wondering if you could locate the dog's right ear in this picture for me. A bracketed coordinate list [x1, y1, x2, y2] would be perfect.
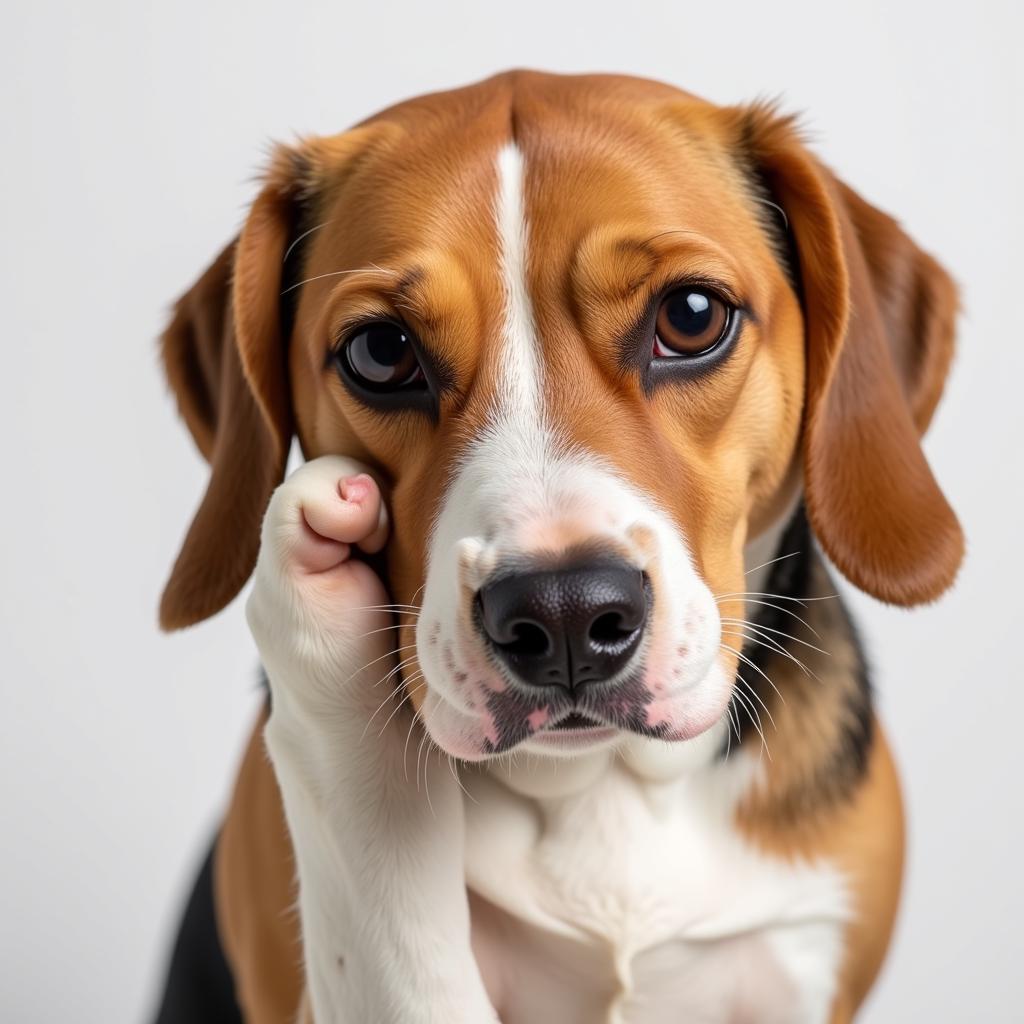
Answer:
[159, 208, 290, 631]
[160, 129, 393, 630]
[159, 149, 308, 630]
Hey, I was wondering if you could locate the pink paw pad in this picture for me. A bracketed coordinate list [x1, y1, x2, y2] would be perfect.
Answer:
[339, 474, 372, 504]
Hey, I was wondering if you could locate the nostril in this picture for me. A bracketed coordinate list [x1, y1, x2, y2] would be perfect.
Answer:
[588, 610, 635, 647]
[478, 561, 648, 691]
[500, 620, 551, 657]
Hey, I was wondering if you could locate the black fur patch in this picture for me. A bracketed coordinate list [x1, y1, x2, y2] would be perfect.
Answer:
[734, 111, 802, 296]
[723, 506, 875, 810]
[151, 835, 243, 1024]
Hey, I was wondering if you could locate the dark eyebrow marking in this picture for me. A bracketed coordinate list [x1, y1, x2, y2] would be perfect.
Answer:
[733, 112, 799, 290]
[396, 265, 425, 300]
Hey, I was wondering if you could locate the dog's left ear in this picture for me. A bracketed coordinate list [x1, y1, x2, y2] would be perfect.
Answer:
[735, 106, 964, 605]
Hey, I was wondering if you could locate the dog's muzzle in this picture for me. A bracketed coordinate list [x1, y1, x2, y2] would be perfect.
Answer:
[476, 557, 649, 692]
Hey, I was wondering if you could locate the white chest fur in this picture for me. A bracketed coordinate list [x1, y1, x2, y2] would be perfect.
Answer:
[462, 732, 850, 1024]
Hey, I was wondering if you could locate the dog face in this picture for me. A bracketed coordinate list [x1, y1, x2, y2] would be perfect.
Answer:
[159, 72, 962, 761]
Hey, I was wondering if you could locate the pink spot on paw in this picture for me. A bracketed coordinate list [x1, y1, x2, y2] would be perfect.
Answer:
[340, 474, 371, 503]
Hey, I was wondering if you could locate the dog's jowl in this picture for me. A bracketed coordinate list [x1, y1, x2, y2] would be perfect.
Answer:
[154, 71, 961, 1024]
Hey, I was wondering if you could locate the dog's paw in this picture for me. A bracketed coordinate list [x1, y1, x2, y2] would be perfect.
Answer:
[246, 456, 398, 725]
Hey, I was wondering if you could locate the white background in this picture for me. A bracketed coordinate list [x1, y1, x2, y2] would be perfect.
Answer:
[2, 1, 1021, 1020]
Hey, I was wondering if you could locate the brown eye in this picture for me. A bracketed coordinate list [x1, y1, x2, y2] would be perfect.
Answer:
[653, 288, 730, 357]
[339, 321, 425, 392]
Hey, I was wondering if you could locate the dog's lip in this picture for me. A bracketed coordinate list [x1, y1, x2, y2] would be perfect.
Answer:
[550, 711, 603, 731]
[530, 716, 620, 750]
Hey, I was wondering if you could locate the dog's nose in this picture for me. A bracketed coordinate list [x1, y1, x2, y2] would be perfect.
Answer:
[477, 560, 649, 690]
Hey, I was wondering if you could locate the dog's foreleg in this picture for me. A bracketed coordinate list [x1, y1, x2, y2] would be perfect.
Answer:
[248, 456, 497, 1024]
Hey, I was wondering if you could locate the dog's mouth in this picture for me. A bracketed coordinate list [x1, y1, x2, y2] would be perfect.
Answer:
[526, 708, 622, 753]
[550, 711, 603, 731]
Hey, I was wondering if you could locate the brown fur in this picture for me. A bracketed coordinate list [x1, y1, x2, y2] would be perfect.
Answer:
[159, 71, 960, 1020]
[215, 706, 303, 1023]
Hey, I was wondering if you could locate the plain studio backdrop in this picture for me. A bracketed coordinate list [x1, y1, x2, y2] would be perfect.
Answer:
[2, 0, 1021, 1020]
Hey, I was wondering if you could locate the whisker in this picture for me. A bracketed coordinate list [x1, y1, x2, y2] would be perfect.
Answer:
[721, 623, 794, 660]
[744, 550, 801, 577]
[756, 196, 789, 231]
[416, 731, 428, 796]
[354, 622, 419, 641]
[715, 590, 838, 605]
[376, 676, 425, 738]
[361, 667, 420, 738]
[722, 629, 813, 678]
[721, 642, 791, 704]
[722, 597, 821, 637]
[638, 227, 706, 247]
[371, 651, 420, 692]
[722, 697, 738, 761]
[422, 734, 435, 817]
[447, 752, 477, 805]
[720, 617, 830, 657]
[736, 671, 777, 731]
[349, 603, 422, 614]
[727, 696, 742, 745]
[282, 219, 332, 264]
[346, 643, 417, 683]
[402, 706, 420, 784]
[280, 265, 398, 296]
[732, 687, 770, 761]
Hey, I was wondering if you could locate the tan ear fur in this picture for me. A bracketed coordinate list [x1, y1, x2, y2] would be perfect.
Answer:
[159, 128, 392, 631]
[159, 160, 298, 630]
[834, 180, 959, 433]
[738, 108, 963, 605]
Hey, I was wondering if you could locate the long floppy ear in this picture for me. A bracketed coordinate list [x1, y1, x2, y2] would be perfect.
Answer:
[737, 107, 964, 605]
[159, 153, 301, 630]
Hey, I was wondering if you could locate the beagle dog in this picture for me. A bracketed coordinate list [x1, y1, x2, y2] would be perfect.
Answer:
[153, 71, 962, 1024]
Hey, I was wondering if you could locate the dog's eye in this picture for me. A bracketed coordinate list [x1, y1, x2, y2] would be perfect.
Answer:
[653, 288, 730, 357]
[337, 322, 426, 392]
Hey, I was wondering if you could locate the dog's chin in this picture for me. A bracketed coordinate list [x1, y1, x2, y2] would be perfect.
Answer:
[418, 663, 734, 764]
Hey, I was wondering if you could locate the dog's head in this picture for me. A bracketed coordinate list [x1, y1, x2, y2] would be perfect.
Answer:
[160, 72, 961, 761]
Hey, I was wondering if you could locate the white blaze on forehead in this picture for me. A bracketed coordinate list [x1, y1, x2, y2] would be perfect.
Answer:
[495, 143, 544, 424]
[415, 142, 731, 765]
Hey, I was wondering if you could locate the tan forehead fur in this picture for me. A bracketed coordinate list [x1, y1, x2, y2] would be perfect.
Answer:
[288, 72, 804, 643]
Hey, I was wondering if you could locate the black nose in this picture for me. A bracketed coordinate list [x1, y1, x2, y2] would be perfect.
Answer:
[477, 559, 649, 691]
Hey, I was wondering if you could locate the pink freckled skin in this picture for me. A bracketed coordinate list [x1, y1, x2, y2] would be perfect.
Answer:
[483, 713, 499, 747]
[646, 699, 674, 728]
[527, 707, 550, 731]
